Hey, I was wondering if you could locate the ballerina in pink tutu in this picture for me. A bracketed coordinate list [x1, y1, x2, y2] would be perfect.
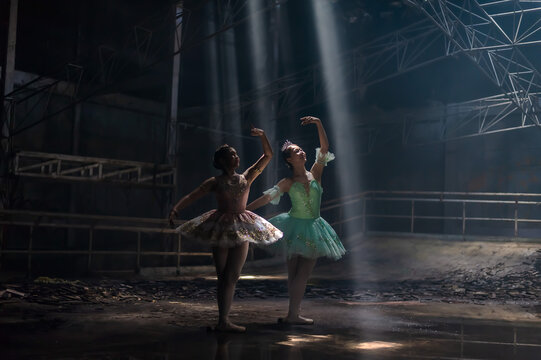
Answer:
[169, 126, 282, 332]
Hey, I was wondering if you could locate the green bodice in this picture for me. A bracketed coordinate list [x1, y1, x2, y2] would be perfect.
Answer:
[288, 180, 322, 219]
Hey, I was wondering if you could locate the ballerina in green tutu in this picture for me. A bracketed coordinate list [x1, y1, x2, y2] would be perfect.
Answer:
[247, 116, 345, 325]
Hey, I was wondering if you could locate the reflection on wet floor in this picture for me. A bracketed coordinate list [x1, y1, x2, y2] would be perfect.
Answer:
[207, 322, 541, 360]
[3, 299, 540, 360]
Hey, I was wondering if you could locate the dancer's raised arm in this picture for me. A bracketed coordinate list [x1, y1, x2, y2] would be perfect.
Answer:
[244, 126, 273, 184]
[301, 116, 328, 154]
[169, 177, 216, 226]
[301, 116, 332, 183]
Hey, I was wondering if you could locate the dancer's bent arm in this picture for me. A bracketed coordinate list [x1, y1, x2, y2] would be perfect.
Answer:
[302, 116, 330, 184]
[169, 177, 216, 226]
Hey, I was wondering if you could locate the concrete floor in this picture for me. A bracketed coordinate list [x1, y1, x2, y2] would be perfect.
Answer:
[1, 233, 540, 359]
[2, 297, 540, 359]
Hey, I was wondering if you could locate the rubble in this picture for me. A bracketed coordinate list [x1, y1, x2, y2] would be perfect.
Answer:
[0, 265, 539, 309]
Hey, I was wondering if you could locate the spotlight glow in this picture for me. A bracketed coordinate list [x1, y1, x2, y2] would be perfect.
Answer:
[276, 334, 333, 347]
[312, 0, 363, 227]
[204, 2, 244, 156]
[312, 0, 364, 273]
[248, 0, 277, 189]
[353, 341, 403, 350]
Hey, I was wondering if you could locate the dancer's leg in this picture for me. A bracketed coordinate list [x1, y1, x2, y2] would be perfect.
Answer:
[285, 255, 316, 324]
[212, 242, 249, 331]
[212, 246, 229, 323]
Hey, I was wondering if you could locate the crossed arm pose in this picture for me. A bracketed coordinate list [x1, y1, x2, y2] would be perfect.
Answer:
[170, 127, 282, 332]
[248, 116, 345, 325]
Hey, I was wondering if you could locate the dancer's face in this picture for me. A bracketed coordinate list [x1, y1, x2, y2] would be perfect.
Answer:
[221, 147, 240, 170]
[286, 144, 306, 167]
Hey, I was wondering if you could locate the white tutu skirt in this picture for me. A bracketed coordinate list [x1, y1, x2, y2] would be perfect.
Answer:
[177, 210, 283, 248]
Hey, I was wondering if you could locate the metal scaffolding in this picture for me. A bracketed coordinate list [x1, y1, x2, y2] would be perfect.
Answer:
[353, 91, 541, 152]
[13, 151, 175, 188]
[406, 0, 541, 130]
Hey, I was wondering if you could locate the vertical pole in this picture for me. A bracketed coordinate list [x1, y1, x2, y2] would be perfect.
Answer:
[3, 0, 18, 95]
[462, 202, 466, 236]
[460, 323, 464, 358]
[167, 2, 182, 166]
[362, 197, 367, 234]
[27, 225, 33, 277]
[1, 1, 19, 215]
[136, 232, 141, 273]
[0, 223, 3, 271]
[87, 228, 93, 273]
[410, 200, 415, 233]
[514, 200, 518, 237]
[166, 4, 182, 261]
[513, 327, 517, 356]
[176, 232, 181, 275]
[1, 0, 18, 154]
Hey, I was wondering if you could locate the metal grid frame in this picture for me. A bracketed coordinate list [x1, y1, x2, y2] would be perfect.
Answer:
[13, 151, 176, 188]
[406, 0, 541, 131]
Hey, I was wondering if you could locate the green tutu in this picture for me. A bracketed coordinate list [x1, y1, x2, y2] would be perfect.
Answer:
[263, 157, 346, 260]
[269, 213, 345, 260]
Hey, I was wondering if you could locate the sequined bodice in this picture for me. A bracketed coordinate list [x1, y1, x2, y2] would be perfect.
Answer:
[288, 180, 322, 219]
[215, 174, 250, 213]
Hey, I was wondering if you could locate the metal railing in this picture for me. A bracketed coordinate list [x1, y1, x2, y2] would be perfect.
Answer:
[321, 191, 541, 239]
[0, 209, 211, 275]
[2, 190, 541, 275]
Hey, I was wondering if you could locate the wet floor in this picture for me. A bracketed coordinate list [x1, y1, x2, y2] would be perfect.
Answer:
[2, 297, 540, 359]
[2, 234, 540, 358]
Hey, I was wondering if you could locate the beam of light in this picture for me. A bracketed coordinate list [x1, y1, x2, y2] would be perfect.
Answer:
[220, 7, 244, 159]
[204, 2, 244, 160]
[204, 2, 224, 151]
[312, 0, 361, 206]
[312, 0, 381, 329]
[312, 0, 365, 267]
[247, 0, 278, 190]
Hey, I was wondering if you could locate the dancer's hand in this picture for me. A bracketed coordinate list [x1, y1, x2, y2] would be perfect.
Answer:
[300, 116, 320, 125]
[168, 209, 178, 228]
[250, 125, 265, 136]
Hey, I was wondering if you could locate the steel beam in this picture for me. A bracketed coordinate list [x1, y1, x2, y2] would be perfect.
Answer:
[14, 151, 176, 188]
[406, 0, 541, 127]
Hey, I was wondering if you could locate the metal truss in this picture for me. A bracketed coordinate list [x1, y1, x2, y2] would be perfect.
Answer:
[406, 0, 541, 128]
[438, 91, 541, 139]
[211, 19, 456, 124]
[14, 151, 175, 188]
[353, 91, 541, 154]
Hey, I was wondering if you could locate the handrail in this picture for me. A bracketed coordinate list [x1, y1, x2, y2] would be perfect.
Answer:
[3, 190, 541, 275]
[0, 209, 206, 275]
[320, 190, 541, 239]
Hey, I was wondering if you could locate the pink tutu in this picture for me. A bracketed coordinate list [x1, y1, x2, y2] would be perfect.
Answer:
[177, 209, 283, 248]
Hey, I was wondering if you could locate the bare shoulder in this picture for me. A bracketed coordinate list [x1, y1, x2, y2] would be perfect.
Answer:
[199, 177, 217, 192]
